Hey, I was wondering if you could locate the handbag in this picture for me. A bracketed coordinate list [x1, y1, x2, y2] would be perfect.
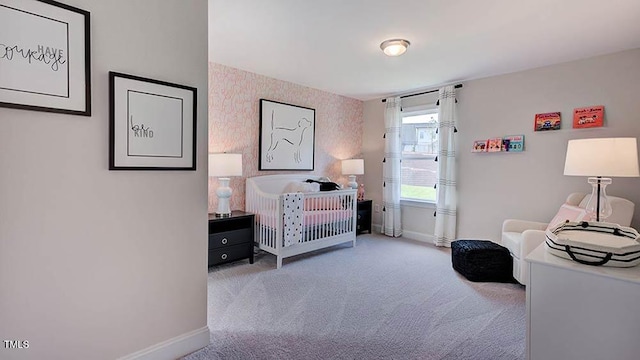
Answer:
[545, 221, 640, 267]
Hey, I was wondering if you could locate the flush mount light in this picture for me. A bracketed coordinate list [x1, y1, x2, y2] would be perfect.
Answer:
[380, 39, 410, 56]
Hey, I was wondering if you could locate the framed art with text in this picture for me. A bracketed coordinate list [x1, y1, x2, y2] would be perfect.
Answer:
[109, 72, 197, 171]
[259, 99, 315, 171]
[573, 105, 604, 129]
[0, 0, 91, 115]
[534, 112, 561, 131]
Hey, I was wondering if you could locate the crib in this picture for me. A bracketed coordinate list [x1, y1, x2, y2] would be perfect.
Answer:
[246, 174, 357, 268]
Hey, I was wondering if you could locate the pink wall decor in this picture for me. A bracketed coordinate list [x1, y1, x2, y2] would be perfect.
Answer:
[208, 63, 363, 212]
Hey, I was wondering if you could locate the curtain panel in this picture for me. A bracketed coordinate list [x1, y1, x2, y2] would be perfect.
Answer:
[434, 85, 458, 247]
[382, 97, 402, 237]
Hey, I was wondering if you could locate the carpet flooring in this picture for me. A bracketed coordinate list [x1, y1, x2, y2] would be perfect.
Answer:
[184, 234, 526, 360]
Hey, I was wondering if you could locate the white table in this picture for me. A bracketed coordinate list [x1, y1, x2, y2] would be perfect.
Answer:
[525, 244, 640, 360]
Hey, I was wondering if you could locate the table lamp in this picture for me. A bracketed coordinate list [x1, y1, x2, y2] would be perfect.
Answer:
[209, 153, 243, 217]
[342, 159, 364, 189]
[563, 138, 639, 221]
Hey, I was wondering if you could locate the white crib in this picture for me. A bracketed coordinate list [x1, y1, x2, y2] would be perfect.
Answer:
[246, 174, 357, 268]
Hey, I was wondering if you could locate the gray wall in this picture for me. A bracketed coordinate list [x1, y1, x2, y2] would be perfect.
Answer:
[363, 48, 640, 242]
[0, 1, 209, 359]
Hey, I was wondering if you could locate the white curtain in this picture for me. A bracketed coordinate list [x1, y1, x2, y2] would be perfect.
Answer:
[382, 97, 402, 237]
[434, 85, 458, 247]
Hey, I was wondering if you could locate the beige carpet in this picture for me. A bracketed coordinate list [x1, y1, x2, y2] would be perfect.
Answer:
[185, 233, 525, 360]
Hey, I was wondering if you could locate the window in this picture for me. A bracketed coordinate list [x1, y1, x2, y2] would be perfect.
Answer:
[401, 109, 438, 203]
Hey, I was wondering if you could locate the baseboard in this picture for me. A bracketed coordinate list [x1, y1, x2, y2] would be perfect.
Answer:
[117, 326, 210, 360]
[401, 229, 435, 243]
[372, 224, 435, 244]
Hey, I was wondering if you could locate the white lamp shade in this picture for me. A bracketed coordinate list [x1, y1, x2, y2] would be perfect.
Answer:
[209, 153, 243, 177]
[564, 138, 639, 177]
[342, 159, 364, 175]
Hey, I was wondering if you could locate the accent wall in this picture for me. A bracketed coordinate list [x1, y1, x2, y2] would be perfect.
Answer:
[208, 63, 363, 213]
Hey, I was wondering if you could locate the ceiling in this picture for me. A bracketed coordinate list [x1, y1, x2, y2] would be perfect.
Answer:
[208, 0, 640, 101]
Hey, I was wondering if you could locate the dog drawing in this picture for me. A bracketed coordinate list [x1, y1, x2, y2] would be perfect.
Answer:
[266, 110, 312, 163]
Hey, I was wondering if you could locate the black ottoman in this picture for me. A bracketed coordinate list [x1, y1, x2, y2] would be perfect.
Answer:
[451, 240, 514, 282]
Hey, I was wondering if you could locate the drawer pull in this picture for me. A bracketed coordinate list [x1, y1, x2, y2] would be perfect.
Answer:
[358, 215, 361, 219]
[221, 238, 228, 245]
[221, 253, 228, 260]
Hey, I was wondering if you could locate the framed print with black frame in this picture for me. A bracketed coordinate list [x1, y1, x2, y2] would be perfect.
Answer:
[0, 0, 91, 116]
[109, 72, 197, 171]
[259, 99, 315, 171]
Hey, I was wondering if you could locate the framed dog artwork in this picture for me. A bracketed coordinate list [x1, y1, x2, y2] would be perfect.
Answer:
[259, 99, 315, 171]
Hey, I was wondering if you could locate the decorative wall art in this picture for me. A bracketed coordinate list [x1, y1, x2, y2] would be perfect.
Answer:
[109, 72, 197, 170]
[573, 106, 604, 129]
[503, 135, 524, 152]
[259, 99, 315, 171]
[0, 0, 91, 115]
[472, 140, 488, 152]
[472, 135, 524, 153]
[534, 112, 561, 131]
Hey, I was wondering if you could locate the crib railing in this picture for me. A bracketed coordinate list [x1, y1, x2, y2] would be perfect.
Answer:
[296, 191, 356, 244]
[246, 181, 281, 252]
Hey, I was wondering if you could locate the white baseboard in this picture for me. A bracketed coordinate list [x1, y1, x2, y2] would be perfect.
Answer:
[118, 326, 210, 360]
[401, 229, 435, 243]
[372, 224, 435, 244]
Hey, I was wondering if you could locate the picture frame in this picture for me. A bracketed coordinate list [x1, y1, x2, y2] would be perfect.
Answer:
[534, 112, 561, 131]
[573, 105, 604, 129]
[109, 72, 197, 171]
[259, 99, 315, 171]
[472, 140, 488, 152]
[0, 0, 91, 116]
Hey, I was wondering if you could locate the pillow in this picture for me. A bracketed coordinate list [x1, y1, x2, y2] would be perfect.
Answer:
[283, 181, 320, 194]
[546, 204, 589, 231]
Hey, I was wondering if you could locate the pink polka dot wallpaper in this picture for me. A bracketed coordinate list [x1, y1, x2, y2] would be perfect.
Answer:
[208, 63, 364, 213]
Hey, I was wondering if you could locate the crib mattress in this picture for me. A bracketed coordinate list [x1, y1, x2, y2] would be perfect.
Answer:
[258, 209, 353, 227]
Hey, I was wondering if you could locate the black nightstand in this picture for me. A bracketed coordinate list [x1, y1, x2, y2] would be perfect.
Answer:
[208, 211, 254, 267]
[356, 200, 372, 235]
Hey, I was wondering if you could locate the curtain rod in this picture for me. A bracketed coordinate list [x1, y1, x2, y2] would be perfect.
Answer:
[381, 84, 463, 102]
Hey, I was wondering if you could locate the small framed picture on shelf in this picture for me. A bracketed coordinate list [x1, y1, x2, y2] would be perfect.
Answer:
[472, 140, 488, 152]
[487, 138, 502, 152]
[503, 135, 524, 152]
[534, 112, 561, 131]
[573, 106, 604, 129]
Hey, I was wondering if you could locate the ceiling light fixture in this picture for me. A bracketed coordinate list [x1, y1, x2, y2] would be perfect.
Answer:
[380, 39, 410, 56]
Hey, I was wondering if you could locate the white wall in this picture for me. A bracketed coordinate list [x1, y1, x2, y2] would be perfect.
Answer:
[363, 48, 640, 242]
[0, 1, 209, 359]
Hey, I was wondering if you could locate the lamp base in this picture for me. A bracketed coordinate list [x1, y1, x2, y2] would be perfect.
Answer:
[347, 175, 358, 190]
[586, 177, 612, 222]
[215, 177, 233, 218]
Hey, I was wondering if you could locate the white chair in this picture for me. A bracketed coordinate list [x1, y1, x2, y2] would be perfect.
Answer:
[502, 192, 635, 285]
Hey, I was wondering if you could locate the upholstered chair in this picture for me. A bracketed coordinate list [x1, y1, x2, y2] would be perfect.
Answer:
[501, 192, 635, 285]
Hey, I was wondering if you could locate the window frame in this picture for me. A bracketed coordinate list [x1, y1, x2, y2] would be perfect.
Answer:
[400, 105, 439, 205]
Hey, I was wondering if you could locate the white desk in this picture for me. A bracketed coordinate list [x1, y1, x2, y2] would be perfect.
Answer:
[525, 244, 640, 360]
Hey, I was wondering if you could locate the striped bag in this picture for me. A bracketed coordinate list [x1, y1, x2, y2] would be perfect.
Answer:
[545, 221, 640, 267]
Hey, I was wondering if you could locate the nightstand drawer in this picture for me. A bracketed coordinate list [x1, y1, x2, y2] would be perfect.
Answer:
[209, 228, 252, 249]
[209, 243, 251, 266]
